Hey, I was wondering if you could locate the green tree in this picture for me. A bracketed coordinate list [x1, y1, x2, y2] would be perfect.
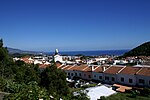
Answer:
[13, 61, 40, 84]
[0, 39, 3, 47]
[40, 64, 69, 97]
[4, 81, 49, 100]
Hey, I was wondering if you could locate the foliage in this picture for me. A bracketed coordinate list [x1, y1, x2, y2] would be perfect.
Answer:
[40, 64, 69, 97]
[140, 88, 150, 97]
[123, 41, 150, 57]
[99, 96, 106, 100]
[13, 61, 40, 84]
[103, 92, 150, 100]
[0, 76, 7, 91]
[0, 39, 89, 99]
[0, 39, 3, 47]
[4, 81, 49, 100]
[71, 91, 90, 100]
[81, 83, 97, 89]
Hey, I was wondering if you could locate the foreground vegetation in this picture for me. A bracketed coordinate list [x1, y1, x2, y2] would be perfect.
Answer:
[0, 39, 89, 99]
[100, 88, 150, 100]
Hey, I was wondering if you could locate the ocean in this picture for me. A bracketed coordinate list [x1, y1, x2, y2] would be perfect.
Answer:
[47, 50, 129, 56]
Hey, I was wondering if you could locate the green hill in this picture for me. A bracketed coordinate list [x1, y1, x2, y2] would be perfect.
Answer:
[123, 41, 150, 57]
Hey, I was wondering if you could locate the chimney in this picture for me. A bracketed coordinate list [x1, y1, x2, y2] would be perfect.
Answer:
[91, 66, 95, 71]
[103, 66, 106, 72]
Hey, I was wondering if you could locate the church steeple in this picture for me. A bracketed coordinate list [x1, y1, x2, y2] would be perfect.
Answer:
[55, 49, 59, 55]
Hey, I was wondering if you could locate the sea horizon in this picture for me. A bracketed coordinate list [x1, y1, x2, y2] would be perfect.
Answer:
[46, 49, 130, 56]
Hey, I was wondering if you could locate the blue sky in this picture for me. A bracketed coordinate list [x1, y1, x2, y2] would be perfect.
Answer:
[0, 0, 150, 52]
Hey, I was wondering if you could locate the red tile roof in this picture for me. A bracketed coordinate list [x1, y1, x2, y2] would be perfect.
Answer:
[61, 65, 73, 70]
[74, 65, 88, 71]
[84, 66, 92, 72]
[119, 67, 141, 75]
[104, 66, 124, 74]
[136, 67, 150, 76]
[93, 66, 110, 73]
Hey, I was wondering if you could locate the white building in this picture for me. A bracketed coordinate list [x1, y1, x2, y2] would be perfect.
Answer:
[53, 49, 63, 63]
[117, 67, 141, 86]
[136, 67, 150, 87]
[92, 66, 109, 82]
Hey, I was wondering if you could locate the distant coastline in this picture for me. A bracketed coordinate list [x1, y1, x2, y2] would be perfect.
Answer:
[47, 49, 130, 56]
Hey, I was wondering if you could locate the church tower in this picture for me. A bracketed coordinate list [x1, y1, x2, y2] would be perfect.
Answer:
[55, 49, 59, 55]
[53, 49, 63, 62]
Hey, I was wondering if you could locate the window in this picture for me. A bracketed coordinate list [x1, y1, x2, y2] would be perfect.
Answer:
[79, 73, 81, 76]
[105, 76, 109, 81]
[129, 79, 133, 83]
[94, 75, 96, 78]
[89, 75, 91, 78]
[71, 73, 74, 76]
[68, 73, 70, 76]
[75, 73, 77, 76]
[99, 76, 102, 79]
[112, 77, 115, 81]
[139, 79, 145, 84]
[84, 74, 86, 77]
[121, 77, 124, 82]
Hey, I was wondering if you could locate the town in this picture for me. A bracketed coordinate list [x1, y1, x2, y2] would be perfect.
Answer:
[14, 49, 150, 90]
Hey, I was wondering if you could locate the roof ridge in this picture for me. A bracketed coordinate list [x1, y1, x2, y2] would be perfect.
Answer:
[103, 65, 112, 72]
[94, 66, 100, 71]
[83, 66, 88, 71]
[117, 66, 126, 74]
[57, 64, 64, 68]
[61, 65, 69, 69]
[135, 67, 143, 75]
[67, 65, 75, 70]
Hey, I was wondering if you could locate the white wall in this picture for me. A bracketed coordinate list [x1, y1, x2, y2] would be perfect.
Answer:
[54, 55, 63, 62]
[136, 75, 150, 87]
[92, 72, 103, 81]
[117, 74, 136, 86]
[64, 70, 75, 79]
[103, 73, 117, 84]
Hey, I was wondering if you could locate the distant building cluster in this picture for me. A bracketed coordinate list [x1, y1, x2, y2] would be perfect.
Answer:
[13, 49, 150, 88]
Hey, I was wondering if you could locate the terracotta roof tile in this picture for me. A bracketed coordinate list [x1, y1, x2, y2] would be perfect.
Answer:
[69, 65, 88, 71]
[104, 66, 124, 74]
[61, 65, 72, 70]
[84, 66, 92, 72]
[119, 67, 141, 75]
[136, 67, 150, 76]
[94, 66, 110, 73]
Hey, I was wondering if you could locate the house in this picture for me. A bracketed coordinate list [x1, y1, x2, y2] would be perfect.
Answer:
[53, 49, 63, 63]
[69, 65, 83, 78]
[73, 65, 88, 79]
[92, 66, 110, 82]
[136, 67, 150, 87]
[21, 56, 34, 64]
[117, 66, 142, 86]
[61, 65, 75, 79]
[81, 66, 93, 80]
[103, 66, 124, 84]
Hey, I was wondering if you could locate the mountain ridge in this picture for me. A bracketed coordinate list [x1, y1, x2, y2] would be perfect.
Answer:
[123, 41, 150, 57]
[7, 47, 43, 54]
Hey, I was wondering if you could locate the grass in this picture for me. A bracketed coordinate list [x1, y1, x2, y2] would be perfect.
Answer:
[103, 92, 150, 100]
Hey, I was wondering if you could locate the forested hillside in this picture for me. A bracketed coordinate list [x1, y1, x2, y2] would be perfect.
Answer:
[123, 42, 150, 57]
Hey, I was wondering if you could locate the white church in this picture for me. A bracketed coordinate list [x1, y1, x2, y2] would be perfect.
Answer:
[53, 49, 63, 63]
